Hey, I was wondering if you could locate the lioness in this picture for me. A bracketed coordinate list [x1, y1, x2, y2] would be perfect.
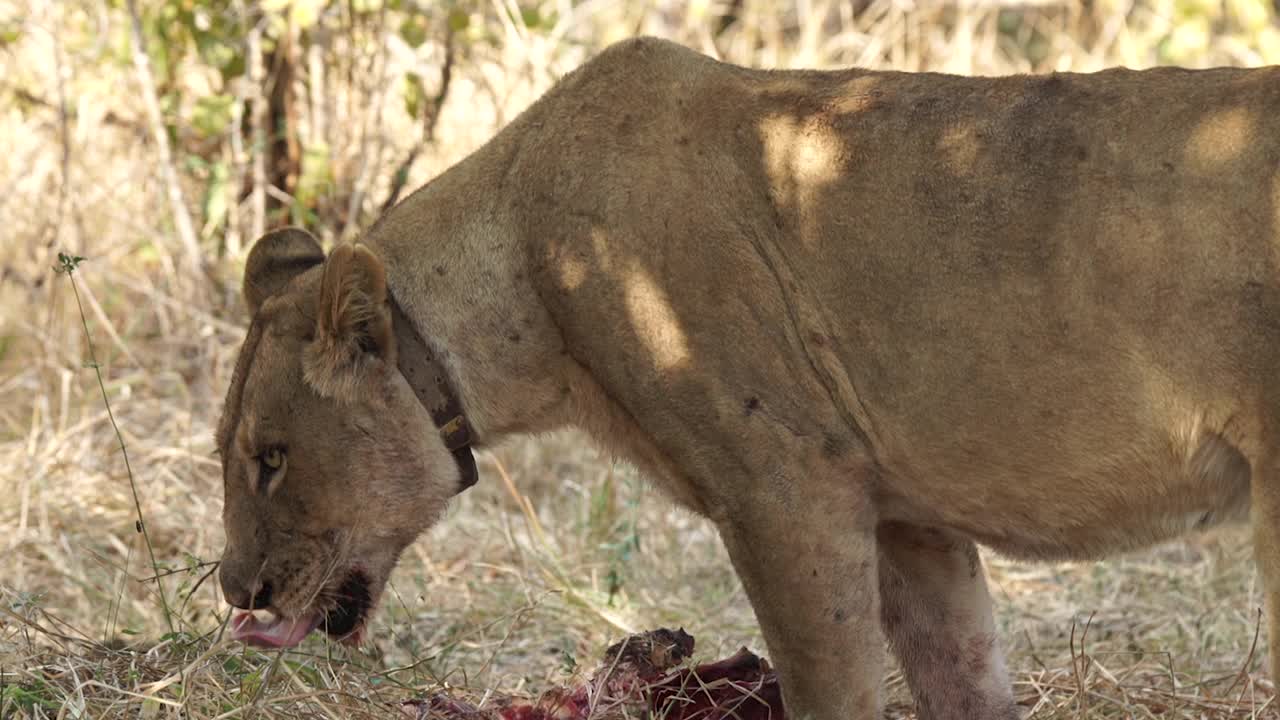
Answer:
[215, 36, 1280, 719]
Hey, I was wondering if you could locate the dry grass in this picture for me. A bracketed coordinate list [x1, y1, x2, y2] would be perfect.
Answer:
[2, 0, 1279, 717]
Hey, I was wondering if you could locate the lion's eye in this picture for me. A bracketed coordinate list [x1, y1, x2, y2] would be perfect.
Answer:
[261, 447, 285, 471]
[256, 446, 287, 495]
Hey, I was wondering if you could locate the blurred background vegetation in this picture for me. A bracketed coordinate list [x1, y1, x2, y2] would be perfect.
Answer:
[3, 0, 1280, 717]
[5, 0, 1280, 281]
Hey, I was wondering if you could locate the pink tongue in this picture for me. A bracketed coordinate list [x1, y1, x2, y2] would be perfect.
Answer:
[230, 610, 321, 648]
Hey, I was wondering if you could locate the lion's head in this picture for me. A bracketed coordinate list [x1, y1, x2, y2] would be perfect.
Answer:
[216, 228, 461, 648]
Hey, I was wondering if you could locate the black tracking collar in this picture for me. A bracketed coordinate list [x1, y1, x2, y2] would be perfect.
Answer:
[388, 295, 479, 493]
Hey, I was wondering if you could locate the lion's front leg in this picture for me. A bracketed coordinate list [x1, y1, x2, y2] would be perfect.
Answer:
[716, 484, 884, 720]
[878, 522, 1020, 720]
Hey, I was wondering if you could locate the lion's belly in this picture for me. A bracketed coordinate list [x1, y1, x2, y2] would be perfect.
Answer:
[939, 485, 1250, 562]
[949, 482, 1250, 562]
[871, 410, 1256, 561]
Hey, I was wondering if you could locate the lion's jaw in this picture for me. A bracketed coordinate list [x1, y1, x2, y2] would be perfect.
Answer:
[228, 565, 379, 648]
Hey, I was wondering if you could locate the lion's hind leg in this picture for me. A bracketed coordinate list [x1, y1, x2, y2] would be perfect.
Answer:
[878, 521, 1021, 720]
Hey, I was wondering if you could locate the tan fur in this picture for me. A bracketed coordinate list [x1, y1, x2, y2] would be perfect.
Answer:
[304, 244, 397, 401]
[218, 231, 458, 630]
[218, 38, 1280, 719]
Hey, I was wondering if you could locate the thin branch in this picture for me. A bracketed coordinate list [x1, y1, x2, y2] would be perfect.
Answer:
[46, 2, 72, 254]
[247, 9, 267, 242]
[379, 25, 456, 215]
[339, 3, 393, 241]
[55, 253, 175, 635]
[124, 0, 203, 279]
[3, 85, 146, 134]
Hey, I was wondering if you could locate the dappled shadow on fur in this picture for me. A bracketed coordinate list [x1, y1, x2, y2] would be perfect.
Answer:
[511, 38, 1280, 718]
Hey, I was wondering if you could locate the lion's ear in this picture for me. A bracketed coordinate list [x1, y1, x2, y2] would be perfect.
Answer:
[243, 228, 325, 315]
[304, 244, 397, 399]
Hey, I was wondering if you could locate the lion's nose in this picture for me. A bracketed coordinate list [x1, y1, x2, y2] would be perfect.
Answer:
[221, 565, 273, 610]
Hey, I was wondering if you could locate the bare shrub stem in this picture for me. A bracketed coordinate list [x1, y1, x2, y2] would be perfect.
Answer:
[56, 253, 175, 635]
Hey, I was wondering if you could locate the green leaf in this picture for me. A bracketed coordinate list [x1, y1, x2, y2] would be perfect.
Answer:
[192, 93, 235, 138]
[0, 22, 21, 47]
[559, 649, 577, 674]
[403, 72, 426, 119]
[399, 15, 428, 48]
[296, 143, 332, 207]
[291, 0, 326, 28]
[606, 567, 623, 605]
[447, 8, 470, 33]
[262, 11, 288, 42]
[201, 160, 229, 238]
[240, 668, 264, 697]
[995, 10, 1021, 35]
[55, 252, 86, 273]
[2, 683, 60, 712]
[219, 52, 246, 81]
[195, 29, 244, 80]
[283, 659, 323, 687]
[1174, 0, 1220, 21]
